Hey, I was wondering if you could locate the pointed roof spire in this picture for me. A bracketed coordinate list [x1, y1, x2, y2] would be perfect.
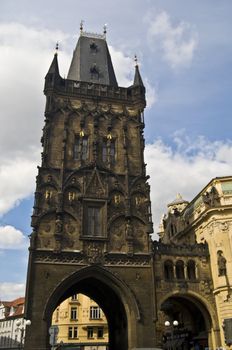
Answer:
[133, 55, 144, 87]
[44, 45, 61, 89]
[46, 50, 60, 76]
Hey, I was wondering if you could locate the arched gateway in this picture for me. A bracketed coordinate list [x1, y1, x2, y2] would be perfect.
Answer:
[24, 27, 156, 350]
[44, 266, 141, 350]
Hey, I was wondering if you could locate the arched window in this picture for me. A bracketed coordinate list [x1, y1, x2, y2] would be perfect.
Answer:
[187, 260, 196, 280]
[164, 260, 174, 280]
[176, 260, 185, 279]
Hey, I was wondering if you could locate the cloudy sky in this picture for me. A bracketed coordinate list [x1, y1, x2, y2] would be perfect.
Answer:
[0, 0, 232, 300]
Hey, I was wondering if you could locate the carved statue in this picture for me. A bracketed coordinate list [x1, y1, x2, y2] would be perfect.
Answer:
[217, 251, 227, 276]
[202, 186, 219, 207]
[55, 215, 63, 234]
[125, 219, 133, 239]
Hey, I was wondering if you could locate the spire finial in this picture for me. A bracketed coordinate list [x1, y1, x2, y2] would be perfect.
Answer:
[134, 54, 138, 67]
[103, 23, 107, 38]
[55, 42, 59, 54]
[80, 20, 84, 35]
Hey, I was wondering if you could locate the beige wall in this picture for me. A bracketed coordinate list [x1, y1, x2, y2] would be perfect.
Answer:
[52, 293, 108, 347]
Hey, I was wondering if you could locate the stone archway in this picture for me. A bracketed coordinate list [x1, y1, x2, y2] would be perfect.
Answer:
[43, 265, 140, 350]
[157, 292, 219, 350]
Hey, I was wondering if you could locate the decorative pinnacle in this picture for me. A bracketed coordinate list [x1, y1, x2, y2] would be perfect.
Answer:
[103, 24, 107, 36]
[80, 20, 84, 34]
[134, 55, 138, 67]
[55, 42, 59, 54]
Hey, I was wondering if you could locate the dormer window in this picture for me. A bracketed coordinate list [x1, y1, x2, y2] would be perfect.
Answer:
[90, 42, 98, 53]
[90, 64, 99, 80]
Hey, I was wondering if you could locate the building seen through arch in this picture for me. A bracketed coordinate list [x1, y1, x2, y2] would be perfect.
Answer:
[23, 24, 232, 350]
[51, 293, 109, 349]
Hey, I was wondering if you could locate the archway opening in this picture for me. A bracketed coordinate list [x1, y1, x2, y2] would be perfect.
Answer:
[47, 276, 128, 350]
[159, 295, 212, 350]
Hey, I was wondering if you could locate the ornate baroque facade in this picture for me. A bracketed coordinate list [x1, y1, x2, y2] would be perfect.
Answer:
[156, 177, 232, 349]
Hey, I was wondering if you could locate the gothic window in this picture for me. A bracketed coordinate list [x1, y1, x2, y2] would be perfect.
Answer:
[90, 64, 99, 80]
[187, 260, 196, 280]
[102, 141, 107, 162]
[176, 260, 185, 279]
[90, 306, 101, 319]
[110, 140, 116, 164]
[83, 201, 105, 238]
[86, 206, 101, 236]
[74, 136, 88, 161]
[164, 260, 174, 280]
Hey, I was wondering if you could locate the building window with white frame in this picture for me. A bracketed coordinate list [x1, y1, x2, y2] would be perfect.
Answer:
[70, 307, 77, 320]
[90, 306, 101, 319]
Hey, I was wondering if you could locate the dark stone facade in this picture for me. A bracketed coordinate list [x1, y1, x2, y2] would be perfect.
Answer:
[24, 30, 223, 350]
[24, 31, 156, 350]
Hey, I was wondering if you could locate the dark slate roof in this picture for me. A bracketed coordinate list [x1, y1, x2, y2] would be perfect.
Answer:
[67, 32, 118, 87]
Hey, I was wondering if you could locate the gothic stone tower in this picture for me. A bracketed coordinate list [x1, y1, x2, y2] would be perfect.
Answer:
[24, 29, 156, 350]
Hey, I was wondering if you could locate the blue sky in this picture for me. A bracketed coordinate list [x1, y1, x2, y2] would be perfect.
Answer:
[0, 0, 232, 299]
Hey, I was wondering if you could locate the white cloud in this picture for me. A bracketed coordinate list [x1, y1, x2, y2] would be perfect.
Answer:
[144, 78, 158, 108]
[0, 282, 25, 300]
[0, 23, 71, 215]
[109, 46, 157, 108]
[145, 135, 232, 236]
[0, 155, 38, 215]
[147, 11, 198, 69]
[109, 45, 133, 87]
[0, 225, 28, 249]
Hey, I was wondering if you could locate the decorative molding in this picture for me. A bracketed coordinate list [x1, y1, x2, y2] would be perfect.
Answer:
[33, 250, 151, 267]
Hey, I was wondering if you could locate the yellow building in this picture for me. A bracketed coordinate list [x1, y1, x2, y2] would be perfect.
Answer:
[156, 176, 232, 349]
[52, 294, 108, 349]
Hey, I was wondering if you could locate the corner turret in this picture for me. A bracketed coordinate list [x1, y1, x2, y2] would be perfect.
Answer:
[44, 50, 61, 90]
[133, 56, 144, 87]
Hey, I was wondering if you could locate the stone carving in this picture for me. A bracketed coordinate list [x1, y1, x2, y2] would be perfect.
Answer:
[217, 251, 227, 276]
[125, 219, 133, 239]
[111, 230, 125, 252]
[109, 217, 126, 253]
[221, 222, 229, 231]
[207, 223, 214, 235]
[87, 242, 104, 264]
[202, 186, 220, 207]
[200, 279, 212, 294]
[44, 224, 51, 233]
[29, 230, 37, 249]
[54, 215, 63, 253]
[85, 169, 105, 197]
[55, 215, 63, 234]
